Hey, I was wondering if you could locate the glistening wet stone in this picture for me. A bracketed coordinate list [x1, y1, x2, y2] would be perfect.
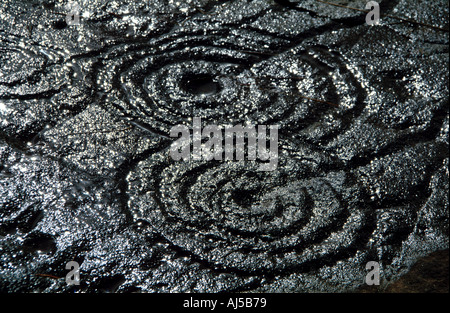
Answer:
[0, 0, 448, 292]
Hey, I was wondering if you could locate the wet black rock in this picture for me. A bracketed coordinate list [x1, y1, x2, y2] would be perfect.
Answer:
[0, 0, 448, 292]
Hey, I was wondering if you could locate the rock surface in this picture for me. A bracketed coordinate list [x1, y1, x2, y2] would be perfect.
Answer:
[0, 0, 448, 292]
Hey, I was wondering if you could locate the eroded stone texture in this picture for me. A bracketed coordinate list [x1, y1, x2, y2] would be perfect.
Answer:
[0, 0, 448, 292]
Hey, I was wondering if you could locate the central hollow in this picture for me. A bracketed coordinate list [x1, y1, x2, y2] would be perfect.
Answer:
[231, 189, 259, 208]
[180, 73, 221, 95]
